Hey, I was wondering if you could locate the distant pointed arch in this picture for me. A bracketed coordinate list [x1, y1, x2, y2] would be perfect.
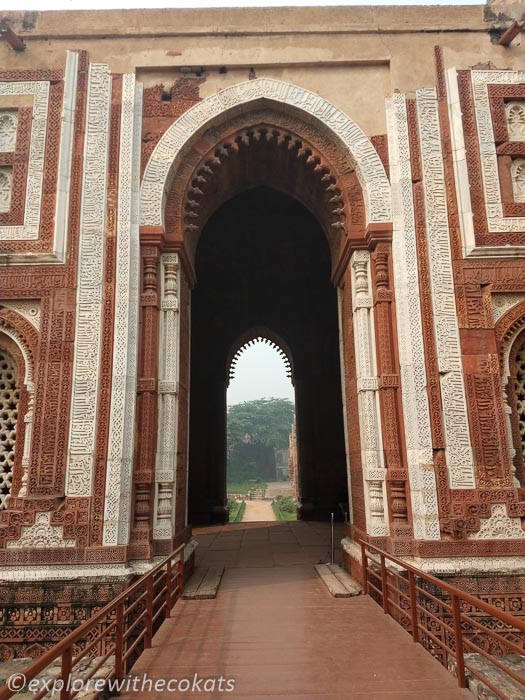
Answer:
[226, 326, 294, 386]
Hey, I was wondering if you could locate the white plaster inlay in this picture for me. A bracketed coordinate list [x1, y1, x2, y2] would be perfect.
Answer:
[417, 87, 476, 489]
[385, 92, 440, 540]
[66, 62, 111, 497]
[103, 74, 142, 546]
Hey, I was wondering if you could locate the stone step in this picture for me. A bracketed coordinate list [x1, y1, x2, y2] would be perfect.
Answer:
[181, 567, 208, 599]
[314, 563, 362, 598]
[449, 652, 525, 700]
[183, 567, 224, 600]
[327, 564, 363, 595]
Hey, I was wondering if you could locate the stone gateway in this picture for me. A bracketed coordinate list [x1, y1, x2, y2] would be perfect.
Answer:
[0, 2, 524, 659]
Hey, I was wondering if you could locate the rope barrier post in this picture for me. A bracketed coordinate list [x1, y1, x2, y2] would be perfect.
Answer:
[330, 512, 335, 565]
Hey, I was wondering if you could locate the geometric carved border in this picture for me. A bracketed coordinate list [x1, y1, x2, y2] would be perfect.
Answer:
[471, 71, 525, 234]
[65, 62, 112, 498]
[0, 81, 49, 241]
[446, 67, 525, 257]
[416, 87, 476, 489]
[385, 91, 440, 540]
[0, 51, 77, 264]
[103, 74, 142, 546]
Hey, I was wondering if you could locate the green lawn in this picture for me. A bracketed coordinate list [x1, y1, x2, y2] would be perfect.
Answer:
[272, 498, 297, 521]
[227, 480, 267, 495]
[228, 500, 246, 523]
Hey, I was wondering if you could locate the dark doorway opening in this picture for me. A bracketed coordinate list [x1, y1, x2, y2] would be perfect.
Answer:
[188, 187, 348, 524]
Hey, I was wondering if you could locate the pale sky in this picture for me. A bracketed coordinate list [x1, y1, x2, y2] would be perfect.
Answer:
[227, 341, 295, 405]
[1, 0, 483, 9]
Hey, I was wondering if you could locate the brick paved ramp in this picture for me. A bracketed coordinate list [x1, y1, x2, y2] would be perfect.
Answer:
[118, 556, 470, 699]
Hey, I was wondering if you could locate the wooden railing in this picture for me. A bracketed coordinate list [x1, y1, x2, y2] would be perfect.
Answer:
[361, 541, 525, 700]
[0, 543, 186, 700]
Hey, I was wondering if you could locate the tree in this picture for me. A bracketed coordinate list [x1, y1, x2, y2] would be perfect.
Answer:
[227, 398, 294, 451]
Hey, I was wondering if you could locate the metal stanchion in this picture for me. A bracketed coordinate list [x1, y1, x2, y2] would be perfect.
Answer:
[330, 512, 335, 565]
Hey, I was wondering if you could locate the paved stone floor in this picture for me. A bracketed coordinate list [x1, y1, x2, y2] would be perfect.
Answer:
[239, 499, 276, 522]
[119, 523, 470, 700]
[194, 521, 344, 569]
[242, 498, 277, 523]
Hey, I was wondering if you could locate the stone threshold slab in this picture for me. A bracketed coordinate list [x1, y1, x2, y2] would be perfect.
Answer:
[314, 563, 362, 598]
[183, 566, 224, 600]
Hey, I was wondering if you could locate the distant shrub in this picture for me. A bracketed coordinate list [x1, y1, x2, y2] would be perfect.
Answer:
[275, 495, 296, 514]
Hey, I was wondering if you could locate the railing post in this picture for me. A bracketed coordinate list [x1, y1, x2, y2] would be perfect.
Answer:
[145, 577, 153, 649]
[380, 554, 389, 614]
[408, 570, 419, 643]
[451, 594, 466, 688]
[114, 602, 124, 687]
[60, 647, 72, 700]
[165, 558, 172, 618]
[360, 541, 369, 595]
[178, 547, 185, 597]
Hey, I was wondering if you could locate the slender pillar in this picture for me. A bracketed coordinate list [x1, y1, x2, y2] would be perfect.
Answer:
[351, 250, 388, 537]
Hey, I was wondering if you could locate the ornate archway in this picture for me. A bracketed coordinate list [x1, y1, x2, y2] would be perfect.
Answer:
[497, 302, 525, 488]
[187, 186, 347, 523]
[0, 308, 38, 504]
[135, 78, 395, 541]
[140, 78, 391, 236]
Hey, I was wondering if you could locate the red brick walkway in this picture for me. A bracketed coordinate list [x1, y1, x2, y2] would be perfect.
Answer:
[118, 523, 471, 700]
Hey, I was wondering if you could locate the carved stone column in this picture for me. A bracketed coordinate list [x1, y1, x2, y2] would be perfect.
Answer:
[17, 383, 34, 498]
[130, 244, 160, 556]
[153, 254, 180, 541]
[351, 250, 388, 537]
[502, 376, 521, 488]
[371, 243, 411, 537]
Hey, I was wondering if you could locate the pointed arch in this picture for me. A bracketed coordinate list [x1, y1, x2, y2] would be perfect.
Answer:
[226, 326, 294, 386]
[496, 302, 525, 487]
[140, 78, 391, 232]
[0, 307, 38, 501]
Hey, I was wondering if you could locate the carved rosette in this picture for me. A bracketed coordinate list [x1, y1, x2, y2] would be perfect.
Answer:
[505, 102, 525, 142]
